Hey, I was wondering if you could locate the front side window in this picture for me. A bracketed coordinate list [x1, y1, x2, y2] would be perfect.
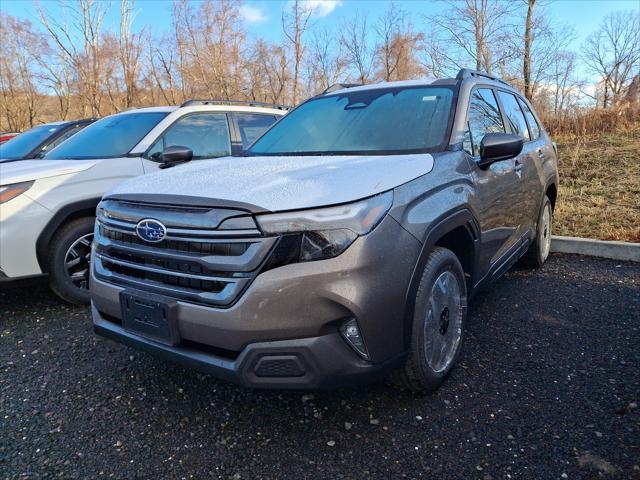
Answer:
[464, 88, 505, 156]
[517, 98, 540, 140]
[496, 91, 530, 141]
[0, 124, 64, 160]
[248, 86, 455, 156]
[235, 114, 277, 149]
[146, 113, 231, 161]
[45, 112, 168, 160]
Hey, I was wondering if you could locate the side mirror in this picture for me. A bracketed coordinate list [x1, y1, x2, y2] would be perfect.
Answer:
[160, 145, 193, 169]
[479, 133, 523, 167]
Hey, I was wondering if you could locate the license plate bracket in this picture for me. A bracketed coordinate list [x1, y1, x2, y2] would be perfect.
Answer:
[120, 291, 180, 346]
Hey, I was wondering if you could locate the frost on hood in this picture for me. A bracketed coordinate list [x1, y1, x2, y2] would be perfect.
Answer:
[109, 153, 435, 211]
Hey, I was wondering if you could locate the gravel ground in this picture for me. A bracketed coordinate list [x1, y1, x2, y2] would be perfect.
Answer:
[1, 254, 639, 480]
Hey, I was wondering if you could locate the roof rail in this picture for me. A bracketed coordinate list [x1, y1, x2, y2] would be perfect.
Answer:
[456, 69, 510, 86]
[180, 99, 290, 110]
[322, 83, 363, 94]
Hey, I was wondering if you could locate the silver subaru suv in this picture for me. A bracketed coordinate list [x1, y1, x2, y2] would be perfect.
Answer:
[90, 69, 558, 392]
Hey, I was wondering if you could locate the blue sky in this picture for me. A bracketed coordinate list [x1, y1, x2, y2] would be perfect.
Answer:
[2, 0, 637, 58]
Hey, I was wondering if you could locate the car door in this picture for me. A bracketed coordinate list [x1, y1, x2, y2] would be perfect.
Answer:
[517, 97, 552, 233]
[141, 112, 233, 173]
[494, 90, 539, 238]
[464, 87, 524, 271]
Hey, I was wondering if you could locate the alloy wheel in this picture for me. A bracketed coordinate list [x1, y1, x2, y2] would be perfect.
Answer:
[64, 233, 93, 290]
[424, 270, 463, 373]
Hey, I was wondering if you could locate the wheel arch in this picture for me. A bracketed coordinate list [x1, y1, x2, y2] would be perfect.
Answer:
[545, 181, 557, 211]
[401, 208, 480, 350]
[36, 198, 101, 273]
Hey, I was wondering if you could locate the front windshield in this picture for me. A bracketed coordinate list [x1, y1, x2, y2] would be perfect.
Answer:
[248, 86, 455, 156]
[0, 124, 64, 160]
[45, 112, 168, 159]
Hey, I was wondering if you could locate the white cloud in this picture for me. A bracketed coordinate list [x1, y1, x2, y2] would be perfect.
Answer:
[303, 0, 342, 17]
[240, 4, 268, 23]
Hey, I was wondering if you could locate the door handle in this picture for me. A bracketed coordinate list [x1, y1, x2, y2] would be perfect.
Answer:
[537, 148, 546, 161]
[514, 158, 523, 177]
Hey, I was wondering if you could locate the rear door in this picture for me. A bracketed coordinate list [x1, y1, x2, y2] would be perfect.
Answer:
[464, 87, 523, 271]
[494, 90, 540, 238]
[141, 112, 233, 172]
[517, 97, 552, 231]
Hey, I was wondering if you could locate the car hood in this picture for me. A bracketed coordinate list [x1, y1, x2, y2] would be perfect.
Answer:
[107, 153, 435, 212]
[0, 159, 98, 184]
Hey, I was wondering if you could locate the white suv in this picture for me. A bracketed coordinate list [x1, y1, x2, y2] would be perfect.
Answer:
[0, 101, 285, 303]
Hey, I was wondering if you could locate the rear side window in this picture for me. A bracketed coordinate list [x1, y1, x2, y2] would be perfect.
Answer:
[235, 114, 277, 149]
[496, 91, 530, 141]
[517, 98, 541, 140]
[464, 88, 505, 156]
[147, 113, 231, 161]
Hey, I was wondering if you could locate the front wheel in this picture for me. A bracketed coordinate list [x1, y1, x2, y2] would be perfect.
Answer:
[47, 217, 95, 305]
[390, 247, 467, 394]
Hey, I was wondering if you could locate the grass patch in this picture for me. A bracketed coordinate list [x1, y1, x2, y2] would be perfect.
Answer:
[553, 123, 639, 242]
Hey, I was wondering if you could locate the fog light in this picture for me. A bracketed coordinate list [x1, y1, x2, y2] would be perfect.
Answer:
[340, 318, 370, 360]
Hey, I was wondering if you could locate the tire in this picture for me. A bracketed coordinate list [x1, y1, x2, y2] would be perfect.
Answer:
[520, 195, 552, 269]
[47, 217, 95, 305]
[391, 247, 467, 394]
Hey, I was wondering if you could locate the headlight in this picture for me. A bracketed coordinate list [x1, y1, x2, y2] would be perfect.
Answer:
[0, 181, 34, 204]
[257, 192, 392, 263]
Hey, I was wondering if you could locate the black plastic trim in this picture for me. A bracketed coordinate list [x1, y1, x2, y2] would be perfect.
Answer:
[35, 197, 101, 273]
[402, 208, 480, 349]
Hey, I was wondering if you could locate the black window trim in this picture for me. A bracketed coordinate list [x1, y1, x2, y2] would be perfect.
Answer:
[142, 111, 234, 162]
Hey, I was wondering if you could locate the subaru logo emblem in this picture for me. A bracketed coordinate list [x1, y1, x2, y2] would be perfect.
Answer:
[136, 219, 167, 243]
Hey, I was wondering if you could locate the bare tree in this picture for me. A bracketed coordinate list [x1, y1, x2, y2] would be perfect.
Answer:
[282, 0, 313, 104]
[340, 12, 375, 83]
[522, 0, 535, 99]
[428, 0, 518, 74]
[37, 0, 109, 116]
[244, 39, 290, 104]
[0, 13, 46, 130]
[118, 0, 143, 109]
[549, 51, 583, 118]
[583, 10, 640, 108]
[308, 28, 346, 92]
[374, 3, 425, 81]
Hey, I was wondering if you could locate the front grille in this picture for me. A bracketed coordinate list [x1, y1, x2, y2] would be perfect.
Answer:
[99, 226, 252, 256]
[94, 200, 277, 307]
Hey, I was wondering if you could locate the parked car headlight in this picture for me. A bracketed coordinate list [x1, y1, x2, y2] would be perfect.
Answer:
[256, 192, 392, 262]
[0, 181, 34, 204]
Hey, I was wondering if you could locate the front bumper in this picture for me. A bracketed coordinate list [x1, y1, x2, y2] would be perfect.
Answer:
[0, 193, 51, 278]
[93, 304, 405, 389]
[91, 215, 422, 388]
